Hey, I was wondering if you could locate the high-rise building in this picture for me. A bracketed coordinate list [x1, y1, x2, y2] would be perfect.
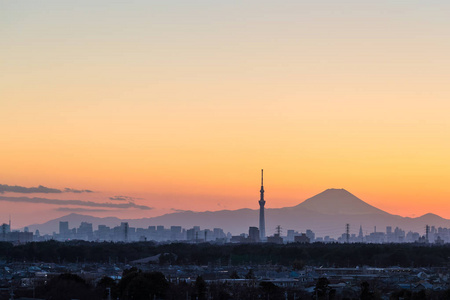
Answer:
[306, 229, 315, 242]
[287, 229, 296, 242]
[121, 222, 129, 241]
[259, 169, 266, 240]
[187, 226, 201, 241]
[1, 223, 11, 241]
[97, 225, 110, 240]
[213, 228, 225, 240]
[170, 226, 182, 240]
[386, 226, 392, 235]
[249, 226, 260, 243]
[78, 222, 93, 240]
[59, 221, 69, 239]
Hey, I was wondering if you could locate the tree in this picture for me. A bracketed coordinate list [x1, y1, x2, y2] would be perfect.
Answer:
[361, 281, 374, 300]
[122, 266, 139, 277]
[117, 271, 169, 300]
[159, 253, 176, 265]
[314, 277, 330, 300]
[292, 259, 305, 270]
[195, 275, 207, 300]
[259, 281, 282, 299]
[96, 276, 117, 299]
[413, 289, 427, 300]
[245, 269, 255, 279]
[230, 270, 240, 279]
[37, 273, 92, 300]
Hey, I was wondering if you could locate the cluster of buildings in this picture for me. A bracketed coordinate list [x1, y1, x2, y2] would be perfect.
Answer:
[0, 222, 33, 244]
[336, 225, 449, 244]
[56, 221, 228, 242]
[3, 218, 448, 246]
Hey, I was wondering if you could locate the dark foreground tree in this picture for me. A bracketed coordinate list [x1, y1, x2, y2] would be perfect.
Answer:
[245, 269, 255, 279]
[314, 277, 333, 300]
[195, 275, 207, 300]
[361, 281, 374, 300]
[96, 276, 117, 299]
[117, 269, 169, 300]
[259, 281, 283, 300]
[36, 273, 92, 300]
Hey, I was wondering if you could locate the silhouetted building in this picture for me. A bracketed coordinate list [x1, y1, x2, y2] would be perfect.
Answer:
[213, 228, 226, 241]
[170, 226, 182, 240]
[287, 230, 296, 242]
[121, 222, 129, 242]
[8, 231, 33, 243]
[1, 223, 10, 241]
[306, 229, 315, 242]
[0, 222, 33, 243]
[97, 225, 110, 240]
[248, 227, 260, 243]
[230, 234, 247, 243]
[59, 221, 69, 239]
[77, 222, 93, 240]
[267, 234, 283, 244]
[294, 234, 310, 243]
[187, 226, 200, 242]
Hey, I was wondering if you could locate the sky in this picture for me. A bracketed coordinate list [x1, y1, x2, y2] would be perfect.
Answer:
[1, 1, 450, 228]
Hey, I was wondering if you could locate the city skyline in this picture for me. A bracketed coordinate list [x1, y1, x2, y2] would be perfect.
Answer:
[4, 188, 450, 240]
[1, 175, 450, 230]
[3, 214, 444, 245]
[2, 180, 450, 230]
[2, 185, 447, 244]
[2, 1, 450, 227]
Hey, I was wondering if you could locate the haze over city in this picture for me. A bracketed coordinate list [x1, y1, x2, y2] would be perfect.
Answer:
[2, 1, 450, 228]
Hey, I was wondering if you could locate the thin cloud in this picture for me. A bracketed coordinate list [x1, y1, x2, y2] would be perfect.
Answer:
[0, 196, 152, 210]
[55, 207, 109, 212]
[0, 184, 94, 194]
[64, 188, 93, 193]
[0, 184, 61, 194]
[109, 195, 138, 202]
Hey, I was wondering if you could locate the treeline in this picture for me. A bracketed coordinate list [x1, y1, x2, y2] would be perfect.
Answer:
[1, 241, 450, 267]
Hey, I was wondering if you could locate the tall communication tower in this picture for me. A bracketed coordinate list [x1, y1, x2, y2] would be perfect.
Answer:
[259, 169, 266, 240]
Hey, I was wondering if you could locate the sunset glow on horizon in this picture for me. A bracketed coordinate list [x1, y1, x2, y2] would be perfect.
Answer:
[2, 1, 450, 228]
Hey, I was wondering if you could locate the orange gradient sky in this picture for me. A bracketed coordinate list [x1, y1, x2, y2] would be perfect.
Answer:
[1, 1, 450, 228]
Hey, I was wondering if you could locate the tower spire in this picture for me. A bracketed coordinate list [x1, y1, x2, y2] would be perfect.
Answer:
[260, 169, 264, 201]
[259, 169, 266, 240]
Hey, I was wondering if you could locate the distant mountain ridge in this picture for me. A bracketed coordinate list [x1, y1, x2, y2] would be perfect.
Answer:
[26, 189, 450, 237]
